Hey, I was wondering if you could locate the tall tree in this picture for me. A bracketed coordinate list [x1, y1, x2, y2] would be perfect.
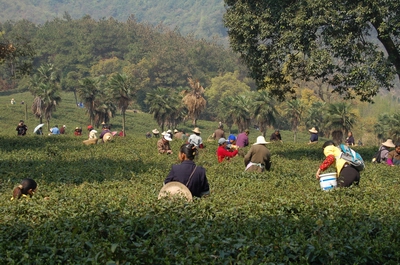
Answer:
[145, 87, 184, 132]
[324, 102, 357, 135]
[225, 94, 251, 133]
[182, 78, 206, 126]
[285, 99, 305, 143]
[29, 64, 61, 130]
[251, 90, 278, 138]
[224, 0, 399, 102]
[107, 73, 136, 134]
[78, 77, 101, 126]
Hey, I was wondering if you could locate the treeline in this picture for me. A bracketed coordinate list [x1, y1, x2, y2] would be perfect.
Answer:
[0, 0, 226, 41]
[0, 15, 247, 111]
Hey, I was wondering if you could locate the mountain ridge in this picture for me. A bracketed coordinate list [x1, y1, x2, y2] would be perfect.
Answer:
[0, 0, 227, 41]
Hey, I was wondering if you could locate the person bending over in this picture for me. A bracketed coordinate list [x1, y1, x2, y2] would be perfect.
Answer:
[164, 143, 210, 197]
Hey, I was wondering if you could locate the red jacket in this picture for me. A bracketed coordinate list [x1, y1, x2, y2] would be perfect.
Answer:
[217, 145, 238, 163]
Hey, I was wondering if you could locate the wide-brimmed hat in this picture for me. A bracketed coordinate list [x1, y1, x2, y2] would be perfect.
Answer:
[174, 129, 179, 133]
[163, 134, 172, 141]
[253, 136, 270, 145]
[158, 182, 192, 202]
[382, 139, 395, 148]
[192, 127, 201, 134]
[152, 129, 159, 134]
[103, 132, 113, 143]
[167, 129, 172, 133]
[309, 127, 318, 133]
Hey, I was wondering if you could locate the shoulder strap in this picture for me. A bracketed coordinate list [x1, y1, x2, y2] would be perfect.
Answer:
[185, 166, 197, 187]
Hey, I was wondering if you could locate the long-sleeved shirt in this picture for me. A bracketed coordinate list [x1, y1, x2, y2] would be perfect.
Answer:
[217, 145, 238, 163]
[164, 160, 209, 197]
[157, 139, 171, 154]
[236, 132, 249, 147]
[188, 134, 203, 147]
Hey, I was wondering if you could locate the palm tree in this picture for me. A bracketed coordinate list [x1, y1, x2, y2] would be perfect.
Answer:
[145, 87, 184, 132]
[251, 90, 278, 137]
[182, 77, 206, 126]
[78, 77, 101, 126]
[226, 94, 251, 132]
[388, 112, 400, 141]
[305, 101, 326, 135]
[285, 99, 305, 143]
[217, 97, 235, 132]
[30, 63, 61, 131]
[324, 102, 357, 135]
[108, 73, 136, 134]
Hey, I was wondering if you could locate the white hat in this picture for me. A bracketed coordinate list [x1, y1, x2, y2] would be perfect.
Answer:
[161, 131, 168, 136]
[167, 129, 172, 133]
[174, 129, 179, 133]
[382, 139, 395, 148]
[309, 127, 318, 133]
[63, 125, 66, 128]
[163, 134, 172, 141]
[158, 182, 192, 202]
[152, 129, 159, 134]
[192, 127, 201, 134]
[253, 136, 270, 145]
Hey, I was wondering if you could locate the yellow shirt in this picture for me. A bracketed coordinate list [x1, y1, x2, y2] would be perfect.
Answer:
[323, 145, 347, 176]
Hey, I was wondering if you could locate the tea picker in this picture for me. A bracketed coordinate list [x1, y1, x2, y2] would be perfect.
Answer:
[315, 141, 361, 188]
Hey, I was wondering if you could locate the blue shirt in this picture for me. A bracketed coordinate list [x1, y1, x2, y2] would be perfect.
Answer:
[164, 160, 209, 197]
[51, 127, 60, 134]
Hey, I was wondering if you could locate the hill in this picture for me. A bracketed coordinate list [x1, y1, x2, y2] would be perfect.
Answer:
[0, 0, 227, 42]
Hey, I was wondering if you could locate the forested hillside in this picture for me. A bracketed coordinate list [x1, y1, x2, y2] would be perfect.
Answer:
[0, 0, 227, 41]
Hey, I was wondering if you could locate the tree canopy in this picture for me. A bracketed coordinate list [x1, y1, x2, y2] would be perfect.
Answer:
[224, 0, 400, 102]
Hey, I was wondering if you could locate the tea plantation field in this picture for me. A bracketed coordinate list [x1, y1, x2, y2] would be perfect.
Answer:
[1, 91, 400, 264]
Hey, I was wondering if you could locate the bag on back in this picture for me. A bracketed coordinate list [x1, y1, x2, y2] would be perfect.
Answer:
[371, 149, 382, 163]
[338, 144, 365, 171]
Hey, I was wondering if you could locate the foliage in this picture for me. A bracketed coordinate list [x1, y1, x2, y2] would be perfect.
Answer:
[224, 0, 400, 102]
[0, 0, 227, 42]
[204, 71, 250, 113]
[251, 90, 277, 137]
[107, 73, 136, 133]
[0, 100, 400, 264]
[145, 87, 185, 132]
[285, 99, 305, 143]
[324, 102, 357, 135]
[29, 63, 62, 130]
[182, 78, 207, 126]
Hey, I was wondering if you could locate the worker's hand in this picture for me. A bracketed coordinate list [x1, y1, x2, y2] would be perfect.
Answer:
[315, 169, 321, 179]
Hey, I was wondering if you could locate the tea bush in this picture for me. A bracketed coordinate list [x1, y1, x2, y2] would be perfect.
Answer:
[1, 132, 399, 264]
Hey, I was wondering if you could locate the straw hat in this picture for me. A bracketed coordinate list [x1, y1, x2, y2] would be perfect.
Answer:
[158, 182, 193, 202]
[192, 127, 201, 134]
[174, 129, 179, 133]
[167, 129, 172, 133]
[309, 127, 318, 133]
[382, 139, 395, 148]
[161, 131, 167, 136]
[253, 136, 270, 145]
[152, 129, 159, 134]
[103, 132, 113, 143]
